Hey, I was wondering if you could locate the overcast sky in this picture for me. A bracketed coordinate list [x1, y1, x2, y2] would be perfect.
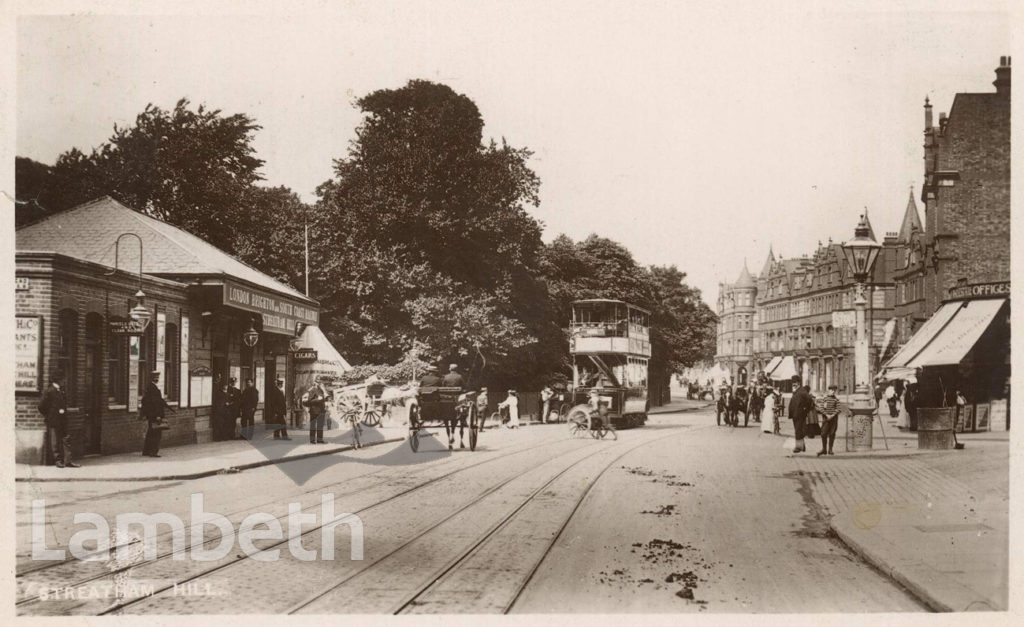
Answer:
[11, 0, 1012, 305]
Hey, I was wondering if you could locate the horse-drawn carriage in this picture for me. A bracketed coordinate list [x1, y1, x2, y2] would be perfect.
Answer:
[406, 386, 481, 452]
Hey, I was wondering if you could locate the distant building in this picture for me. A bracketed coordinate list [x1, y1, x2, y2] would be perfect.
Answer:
[751, 212, 900, 395]
[714, 263, 756, 386]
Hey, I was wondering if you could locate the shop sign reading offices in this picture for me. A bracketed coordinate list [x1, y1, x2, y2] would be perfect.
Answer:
[223, 279, 318, 335]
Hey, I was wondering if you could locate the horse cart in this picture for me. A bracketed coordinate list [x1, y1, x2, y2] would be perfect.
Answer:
[407, 386, 481, 452]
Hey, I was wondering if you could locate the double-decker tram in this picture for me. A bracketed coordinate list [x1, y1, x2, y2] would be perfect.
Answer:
[569, 299, 651, 428]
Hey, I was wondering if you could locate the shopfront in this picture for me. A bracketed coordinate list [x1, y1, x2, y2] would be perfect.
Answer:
[15, 197, 320, 463]
[881, 282, 1010, 432]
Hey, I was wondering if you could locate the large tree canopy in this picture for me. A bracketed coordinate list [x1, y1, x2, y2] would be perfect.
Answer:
[16, 98, 265, 253]
[313, 80, 559, 379]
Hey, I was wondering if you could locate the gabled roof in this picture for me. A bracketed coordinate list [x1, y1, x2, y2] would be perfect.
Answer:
[862, 209, 878, 241]
[16, 196, 313, 302]
[897, 190, 923, 242]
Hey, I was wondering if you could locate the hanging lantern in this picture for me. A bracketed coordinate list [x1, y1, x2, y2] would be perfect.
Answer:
[243, 322, 259, 348]
[129, 290, 151, 331]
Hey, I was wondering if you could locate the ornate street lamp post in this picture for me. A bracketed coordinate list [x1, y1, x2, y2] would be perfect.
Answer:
[841, 214, 882, 450]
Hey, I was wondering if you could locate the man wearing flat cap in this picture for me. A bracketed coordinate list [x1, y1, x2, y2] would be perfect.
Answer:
[141, 370, 172, 457]
[441, 363, 465, 389]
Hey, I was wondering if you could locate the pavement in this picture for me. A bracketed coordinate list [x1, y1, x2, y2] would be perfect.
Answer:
[764, 409, 1010, 612]
[15, 422, 411, 482]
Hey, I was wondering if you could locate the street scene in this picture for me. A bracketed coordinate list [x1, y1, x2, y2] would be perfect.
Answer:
[5, 1, 1015, 621]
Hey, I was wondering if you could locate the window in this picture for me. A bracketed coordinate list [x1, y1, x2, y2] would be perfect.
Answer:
[107, 316, 128, 405]
[166, 322, 179, 402]
[57, 309, 78, 406]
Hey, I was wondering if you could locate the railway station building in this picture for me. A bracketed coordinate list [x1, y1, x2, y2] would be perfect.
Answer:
[14, 196, 321, 463]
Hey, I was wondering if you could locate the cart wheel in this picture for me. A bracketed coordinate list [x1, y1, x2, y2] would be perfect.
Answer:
[468, 405, 478, 451]
[362, 409, 381, 427]
[566, 407, 589, 438]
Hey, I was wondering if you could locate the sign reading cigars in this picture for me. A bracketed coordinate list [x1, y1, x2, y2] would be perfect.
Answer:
[223, 279, 319, 335]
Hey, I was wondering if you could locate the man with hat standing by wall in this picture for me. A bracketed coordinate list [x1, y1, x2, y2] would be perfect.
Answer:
[39, 369, 79, 467]
[141, 370, 172, 457]
[240, 378, 259, 440]
[268, 377, 291, 440]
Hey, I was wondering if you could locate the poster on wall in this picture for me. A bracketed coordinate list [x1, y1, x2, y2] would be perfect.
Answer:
[128, 335, 140, 412]
[180, 316, 190, 407]
[230, 365, 241, 387]
[156, 312, 166, 394]
[190, 376, 213, 407]
[976, 403, 992, 432]
[15, 315, 42, 393]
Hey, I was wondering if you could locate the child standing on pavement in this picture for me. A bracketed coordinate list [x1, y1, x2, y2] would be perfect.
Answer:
[817, 385, 841, 456]
[498, 390, 519, 429]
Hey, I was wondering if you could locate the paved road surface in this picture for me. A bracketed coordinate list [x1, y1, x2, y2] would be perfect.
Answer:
[17, 409, 925, 614]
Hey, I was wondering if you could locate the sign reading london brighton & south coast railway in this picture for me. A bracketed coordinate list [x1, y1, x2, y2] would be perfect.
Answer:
[222, 279, 319, 335]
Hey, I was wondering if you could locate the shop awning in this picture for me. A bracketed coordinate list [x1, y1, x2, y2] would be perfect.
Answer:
[293, 325, 353, 397]
[763, 356, 782, 375]
[770, 356, 798, 380]
[907, 298, 1007, 368]
[877, 366, 917, 383]
[883, 301, 961, 368]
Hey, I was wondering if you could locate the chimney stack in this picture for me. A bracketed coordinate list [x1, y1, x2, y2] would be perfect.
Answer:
[994, 55, 1011, 96]
[924, 96, 933, 130]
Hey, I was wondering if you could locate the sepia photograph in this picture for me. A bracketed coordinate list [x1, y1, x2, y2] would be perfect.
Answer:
[3, 0, 1016, 620]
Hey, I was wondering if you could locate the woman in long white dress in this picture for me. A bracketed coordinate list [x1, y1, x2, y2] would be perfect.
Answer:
[761, 388, 776, 433]
[896, 381, 910, 429]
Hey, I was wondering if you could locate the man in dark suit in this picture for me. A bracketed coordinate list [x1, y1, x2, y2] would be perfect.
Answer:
[303, 376, 328, 443]
[240, 378, 259, 440]
[141, 370, 172, 457]
[788, 375, 813, 454]
[225, 377, 242, 439]
[39, 369, 79, 468]
[268, 378, 291, 440]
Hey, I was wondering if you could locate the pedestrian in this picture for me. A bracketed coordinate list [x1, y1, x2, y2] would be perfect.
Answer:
[816, 384, 841, 456]
[540, 385, 554, 423]
[268, 378, 291, 440]
[212, 381, 228, 441]
[498, 389, 520, 429]
[905, 380, 919, 431]
[747, 386, 763, 424]
[761, 387, 776, 434]
[788, 375, 813, 454]
[955, 389, 967, 431]
[39, 369, 79, 468]
[441, 363, 465, 389]
[303, 376, 329, 444]
[885, 383, 898, 418]
[734, 385, 749, 427]
[240, 378, 258, 440]
[141, 370, 172, 457]
[716, 386, 731, 426]
[896, 381, 911, 429]
[225, 377, 242, 439]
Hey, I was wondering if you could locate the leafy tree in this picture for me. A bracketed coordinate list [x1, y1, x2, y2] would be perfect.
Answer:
[231, 185, 309, 289]
[313, 80, 560, 382]
[17, 99, 265, 253]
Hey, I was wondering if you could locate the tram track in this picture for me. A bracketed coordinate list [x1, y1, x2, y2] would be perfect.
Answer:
[105, 437, 608, 615]
[16, 433, 584, 614]
[289, 429, 689, 614]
